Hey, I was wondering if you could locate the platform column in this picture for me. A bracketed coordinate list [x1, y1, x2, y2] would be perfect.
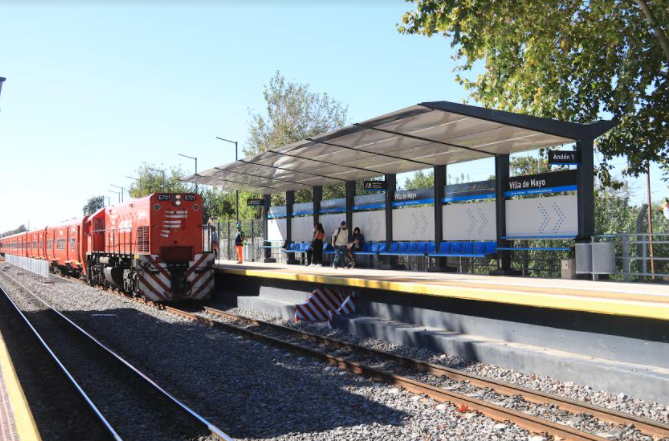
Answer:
[346, 181, 355, 241]
[286, 190, 297, 264]
[490, 154, 518, 275]
[576, 138, 595, 241]
[429, 164, 454, 272]
[382, 174, 399, 270]
[263, 194, 275, 263]
[313, 186, 322, 226]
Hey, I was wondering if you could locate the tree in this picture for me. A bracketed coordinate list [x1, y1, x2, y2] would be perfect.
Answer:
[1, 225, 27, 238]
[83, 196, 105, 216]
[404, 169, 434, 190]
[399, 1, 669, 186]
[128, 164, 190, 199]
[246, 71, 349, 205]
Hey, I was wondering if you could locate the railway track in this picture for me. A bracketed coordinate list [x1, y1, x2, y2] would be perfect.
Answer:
[0, 271, 232, 441]
[13, 267, 669, 441]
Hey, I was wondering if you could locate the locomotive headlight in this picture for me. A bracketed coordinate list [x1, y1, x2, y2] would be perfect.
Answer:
[175, 200, 182, 206]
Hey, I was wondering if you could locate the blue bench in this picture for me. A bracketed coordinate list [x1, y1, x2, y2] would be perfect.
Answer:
[281, 242, 310, 254]
[428, 241, 497, 258]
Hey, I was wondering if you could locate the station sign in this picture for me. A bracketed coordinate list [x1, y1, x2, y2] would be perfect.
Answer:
[506, 170, 578, 196]
[363, 180, 387, 191]
[548, 150, 580, 165]
[247, 198, 264, 207]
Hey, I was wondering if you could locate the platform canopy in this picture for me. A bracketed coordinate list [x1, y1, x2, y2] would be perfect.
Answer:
[185, 101, 616, 194]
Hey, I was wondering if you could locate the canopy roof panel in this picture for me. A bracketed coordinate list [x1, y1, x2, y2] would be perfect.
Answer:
[186, 101, 616, 194]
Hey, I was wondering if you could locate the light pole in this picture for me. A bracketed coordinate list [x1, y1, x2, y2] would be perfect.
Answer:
[125, 175, 142, 197]
[108, 190, 121, 204]
[105, 196, 110, 207]
[178, 153, 198, 194]
[147, 167, 166, 191]
[216, 136, 239, 223]
[110, 184, 124, 202]
[0, 77, 6, 103]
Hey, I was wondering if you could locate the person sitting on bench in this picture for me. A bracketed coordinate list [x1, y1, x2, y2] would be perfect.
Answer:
[346, 227, 365, 269]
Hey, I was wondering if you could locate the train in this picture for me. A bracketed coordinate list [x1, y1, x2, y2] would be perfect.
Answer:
[0, 193, 214, 302]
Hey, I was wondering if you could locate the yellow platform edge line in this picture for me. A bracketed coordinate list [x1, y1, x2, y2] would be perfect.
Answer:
[0, 332, 42, 441]
[221, 267, 669, 322]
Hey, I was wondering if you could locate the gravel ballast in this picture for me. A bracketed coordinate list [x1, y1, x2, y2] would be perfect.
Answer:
[0, 266, 542, 440]
[214, 302, 669, 430]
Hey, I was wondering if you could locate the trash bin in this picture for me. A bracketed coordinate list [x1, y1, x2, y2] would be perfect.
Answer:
[243, 243, 253, 262]
[576, 242, 615, 275]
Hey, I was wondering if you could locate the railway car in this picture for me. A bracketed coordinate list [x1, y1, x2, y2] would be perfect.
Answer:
[0, 192, 214, 302]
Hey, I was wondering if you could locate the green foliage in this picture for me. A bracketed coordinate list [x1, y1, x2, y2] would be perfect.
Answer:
[404, 169, 434, 190]
[245, 71, 349, 206]
[399, 0, 669, 185]
[82, 196, 105, 216]
[128, 164, 190, 198]
[1, 225, 27, 238]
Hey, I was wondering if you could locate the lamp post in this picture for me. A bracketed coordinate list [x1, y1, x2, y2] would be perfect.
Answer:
[0, 77, 6, 103]
[215, 137, 239, 223]
[110, 184, 124, 203]
[178, 153, 198, 194]
[147, 167, 166, 192]
[108, 190, 121, 204]
[125, 175, 142, 197]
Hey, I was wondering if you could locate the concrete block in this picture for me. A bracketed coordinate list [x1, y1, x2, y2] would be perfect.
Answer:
[237, 296, 297, 321]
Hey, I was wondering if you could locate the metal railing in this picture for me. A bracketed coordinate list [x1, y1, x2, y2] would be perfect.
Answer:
[4, 254, 50, 279]
[595, 233, 669, 281]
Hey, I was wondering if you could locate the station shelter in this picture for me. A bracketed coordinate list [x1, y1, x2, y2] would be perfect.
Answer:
[185, 101, 616, 275]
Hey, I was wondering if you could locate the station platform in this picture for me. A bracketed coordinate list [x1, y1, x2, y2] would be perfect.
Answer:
[0, 327, 41, 441]
[216, 260, 669, 322]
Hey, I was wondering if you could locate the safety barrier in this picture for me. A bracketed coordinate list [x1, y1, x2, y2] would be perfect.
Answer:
[4, 254, 50, 279]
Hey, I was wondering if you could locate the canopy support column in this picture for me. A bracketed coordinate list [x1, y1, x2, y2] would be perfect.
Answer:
[381, 174, 401, 270]
[346, 181, 355, 241]
[286, 191, 297, 264]
[576, 138, 595, 241]
[263, 194, 275, 263]
[429, 165, 455, 272]
[313, 186, 322, 226]
[490, 155, 519, 276]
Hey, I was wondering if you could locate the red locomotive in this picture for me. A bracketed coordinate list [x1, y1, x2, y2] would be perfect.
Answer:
[0, 193, 214, 302]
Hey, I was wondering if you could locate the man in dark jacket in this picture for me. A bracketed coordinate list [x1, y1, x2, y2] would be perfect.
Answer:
[234, 223, 246, 264]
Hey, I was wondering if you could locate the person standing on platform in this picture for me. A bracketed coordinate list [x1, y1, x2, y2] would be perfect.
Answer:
[234, 223, 246, 264]
[346, 227, 365, 269]
[307, 223, 325, 266]
[331, 221, 348, 269]
[211, 227, 219, 259]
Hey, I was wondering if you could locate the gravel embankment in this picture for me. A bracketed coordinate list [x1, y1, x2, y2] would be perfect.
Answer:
[0, 266, 541, 441]
[0, 270, 215, 441]
[217, 303, 669, 430]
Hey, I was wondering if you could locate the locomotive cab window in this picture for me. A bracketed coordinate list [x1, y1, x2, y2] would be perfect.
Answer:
[71, 237, 76, 251]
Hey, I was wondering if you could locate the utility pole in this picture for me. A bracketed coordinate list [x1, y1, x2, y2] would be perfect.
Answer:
[126, 175, 142, 197]
[0, 77, 6, 104]
[215, 137, 239, 223]
[108, 190, 121, 204]
[110, 184, 124, 203]
[147, 167, 166, 192]
[178, 153, 198, 193]
[647, 163, 655, 279]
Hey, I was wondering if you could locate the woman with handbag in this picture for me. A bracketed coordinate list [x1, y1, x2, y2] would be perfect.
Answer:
[306, 223, 325, 266]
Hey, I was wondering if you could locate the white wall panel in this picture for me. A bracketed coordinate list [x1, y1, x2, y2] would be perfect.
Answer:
[392, 206, 434, 241]
[291, 216, 315, 242]
[443, 201, 496, 241]
[320, 213, 346, 240]
[506, 195, 577, 237]
[352, 210, 386, 242]
[267, 218, 287, 241]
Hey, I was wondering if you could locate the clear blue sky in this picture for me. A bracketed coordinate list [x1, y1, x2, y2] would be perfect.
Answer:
[0, 2, 664, 233]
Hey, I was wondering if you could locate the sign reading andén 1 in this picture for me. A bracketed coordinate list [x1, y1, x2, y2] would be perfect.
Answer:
[363, 180, 387, 191]
[548, 150, 580, 165]
[247, 198, 264, 207]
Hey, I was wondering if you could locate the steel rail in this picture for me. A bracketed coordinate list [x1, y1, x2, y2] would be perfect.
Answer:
[160, 305, 606, 441]
[0, 280, 122, 441]
[201, 307, 669, 441]
[0, 271, 233, 441]
[56, 275, 669, 441]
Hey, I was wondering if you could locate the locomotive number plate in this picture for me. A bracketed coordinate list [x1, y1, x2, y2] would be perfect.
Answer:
[158, 194, 172, 201]
[184, 194, 196, 201]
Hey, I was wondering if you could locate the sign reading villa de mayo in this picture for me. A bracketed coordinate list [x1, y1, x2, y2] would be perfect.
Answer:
[548, 150, 580, 165]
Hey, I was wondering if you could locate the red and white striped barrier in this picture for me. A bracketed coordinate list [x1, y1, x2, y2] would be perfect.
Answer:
[295, 288, 344, 323]
[327, 294, 356, 329]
